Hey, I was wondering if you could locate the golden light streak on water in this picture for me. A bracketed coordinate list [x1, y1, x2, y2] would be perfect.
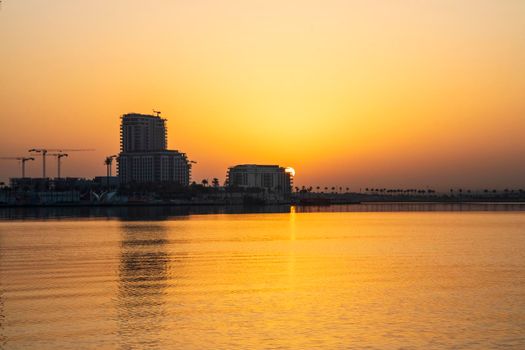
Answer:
[1, 209, 524, 349]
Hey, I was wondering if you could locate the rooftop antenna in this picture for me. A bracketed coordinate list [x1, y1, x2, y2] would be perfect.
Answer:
[153, 110, 161, 117]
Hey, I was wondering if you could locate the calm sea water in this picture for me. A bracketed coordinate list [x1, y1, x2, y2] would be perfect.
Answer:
[1, 205, 524, 349]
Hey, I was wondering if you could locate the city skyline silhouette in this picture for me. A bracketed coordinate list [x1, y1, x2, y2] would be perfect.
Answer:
[1, 1, 524, 190]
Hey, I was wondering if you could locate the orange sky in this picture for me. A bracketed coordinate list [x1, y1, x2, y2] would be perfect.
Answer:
[1, 0, 524, 190]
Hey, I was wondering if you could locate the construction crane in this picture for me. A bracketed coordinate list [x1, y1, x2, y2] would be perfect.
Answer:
[0, 157, 35, 178]
[48, 153, 68, 179]
[153, 110, 161, 117]
[104, 155, 118, 187]
[28, 148, 94, 178]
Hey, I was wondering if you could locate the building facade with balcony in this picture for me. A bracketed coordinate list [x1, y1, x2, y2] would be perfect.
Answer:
[117, 113, 191, 185]
[120, 113, 167, 152]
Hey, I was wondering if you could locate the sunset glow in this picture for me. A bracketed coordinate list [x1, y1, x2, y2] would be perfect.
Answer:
[1, 0, 524, 189]
[1, 3, 525, 348]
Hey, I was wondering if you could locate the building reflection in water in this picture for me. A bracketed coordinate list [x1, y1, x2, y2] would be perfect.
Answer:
[0, 204, 292, 221]
[117, 222, 170, 349]
[4, 202, 525, 221]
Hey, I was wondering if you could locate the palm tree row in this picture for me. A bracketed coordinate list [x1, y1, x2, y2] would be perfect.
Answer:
[198, 178, 221, 188]
[296, 186, 351, 194]
[197, 181, 524, 196]
[450, 188, 525, 195]
[365, 188, 436, 195]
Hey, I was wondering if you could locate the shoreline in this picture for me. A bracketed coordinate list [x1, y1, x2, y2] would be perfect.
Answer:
[1, 202, 524, 221]
[1, 200, 525, 209]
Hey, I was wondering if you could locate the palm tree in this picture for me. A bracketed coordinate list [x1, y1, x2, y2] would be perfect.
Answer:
[201, 179, 208, 187]
[212, 178, 220, 188]
[316, 186, 320, 192]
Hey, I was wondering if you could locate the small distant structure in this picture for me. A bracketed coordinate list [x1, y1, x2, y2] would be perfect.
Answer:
[226, 165, 293, 194]
[94, 176, 119, 188]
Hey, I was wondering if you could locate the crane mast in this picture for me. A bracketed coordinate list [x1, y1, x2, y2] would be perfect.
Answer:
[29, 148, 94, 178]
[28, 149, 48, 178]
[0, 157, 35, 178]
[48, 153, 68, 179]
[21, 157, 34, 178]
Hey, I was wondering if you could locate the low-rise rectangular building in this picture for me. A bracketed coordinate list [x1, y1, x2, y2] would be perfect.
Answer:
[226, 164, 293, 194]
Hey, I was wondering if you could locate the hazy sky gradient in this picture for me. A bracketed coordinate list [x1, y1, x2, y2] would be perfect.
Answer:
[1, 0, 524, 189]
